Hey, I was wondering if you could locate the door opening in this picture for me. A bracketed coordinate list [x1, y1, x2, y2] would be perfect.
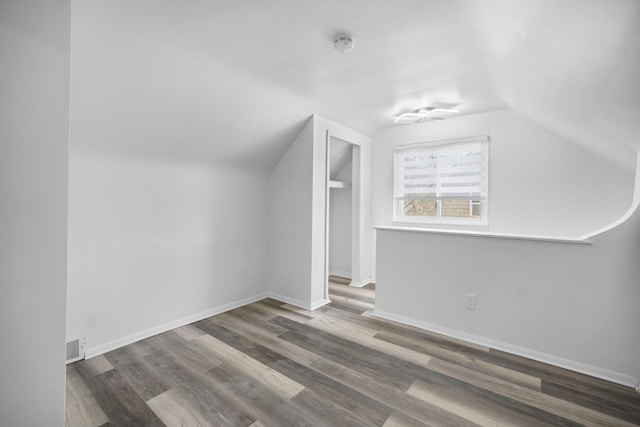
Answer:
[324, 135, 361, 300]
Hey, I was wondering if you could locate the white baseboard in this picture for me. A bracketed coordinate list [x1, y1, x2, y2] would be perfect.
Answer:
[85, 290, 336, 359]
[373, 309, 639, 388]
[88, 292, 636, 388]
[349, 277, 374, 288]
[266, 292, 312, 310]
[266, 292, 330, 311]
[84, 292, 268, 359]
[309, 298, 332, 310]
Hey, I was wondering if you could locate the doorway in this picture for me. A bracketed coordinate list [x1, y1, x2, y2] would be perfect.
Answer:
[328, 138, 353, 282]
[324, 134, 363, 300]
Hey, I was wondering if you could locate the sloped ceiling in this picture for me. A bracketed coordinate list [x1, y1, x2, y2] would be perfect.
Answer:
[70, 0, 639, 170]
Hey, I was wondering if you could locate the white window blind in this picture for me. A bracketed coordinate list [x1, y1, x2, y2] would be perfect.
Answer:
[393, 135, 489, 223]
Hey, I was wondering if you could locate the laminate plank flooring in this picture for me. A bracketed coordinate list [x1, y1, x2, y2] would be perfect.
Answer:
[66, 281, 640, 426]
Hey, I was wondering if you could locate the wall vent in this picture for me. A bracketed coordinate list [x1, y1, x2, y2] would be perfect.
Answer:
[66, 336, 85, 364]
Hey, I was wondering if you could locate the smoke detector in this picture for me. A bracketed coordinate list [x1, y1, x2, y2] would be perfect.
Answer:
[334, 35, 354, 53]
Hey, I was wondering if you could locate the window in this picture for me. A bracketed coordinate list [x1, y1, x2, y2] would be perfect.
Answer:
[393, 136, 489, 225]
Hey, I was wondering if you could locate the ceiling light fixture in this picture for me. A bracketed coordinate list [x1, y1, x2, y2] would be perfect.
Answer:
[417, 108, 459, 116]
[394, 113, 426, 125]
[394, 107, 459, 124]
[333, 35, 354, 53]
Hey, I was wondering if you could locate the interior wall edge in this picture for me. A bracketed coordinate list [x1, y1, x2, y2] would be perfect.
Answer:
[581, 149, 640, 240]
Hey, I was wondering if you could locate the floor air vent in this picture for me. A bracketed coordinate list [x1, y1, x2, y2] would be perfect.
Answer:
[66, 336, 85, 364]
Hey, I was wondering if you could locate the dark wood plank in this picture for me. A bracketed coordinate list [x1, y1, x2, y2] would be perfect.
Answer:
[65, 364, 110, 426]
[253, 299, 314, 323]
[205, 364, 322, 427]
[383, 411, 430, 427]
[542, 379, 640, 424]
[260, 297, 287, 307]
[329, 282, 375, 303]
[271, 357, 392, 426]
[328, 275, 351, 285]
[492, 348, 640, 403]
[331, 291, 375, 307]
[143, 349, 256, 426]
[374, 329, 542, 390]
[273, 317, 583, 426]
[273, 317, 416, 391]
[408, 376, 581, 427]
[373, 323, 490, 357]
[310, 357, 479, 426]
[208, 308, 322, 366]
[216, 309, 290, 335]
[194, 318, 263, 354]
[103, 346, 172, 401]
[195, 311, 392, 425]
[328, 299, 369, 315]
[290, 388, 375, 427]
[153, 330, 223, 372]
[84, 369, 165, 427]
[426, 357, 630, 426]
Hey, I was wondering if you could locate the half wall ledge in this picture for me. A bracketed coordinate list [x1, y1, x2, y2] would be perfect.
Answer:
[374, 226, 592, 245]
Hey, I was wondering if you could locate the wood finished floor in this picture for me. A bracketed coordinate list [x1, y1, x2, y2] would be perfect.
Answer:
[66, 282, 640, 426]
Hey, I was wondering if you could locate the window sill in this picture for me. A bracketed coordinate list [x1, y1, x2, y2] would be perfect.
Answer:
[393, 217, 488, 227]
[374, 226, 592, 245]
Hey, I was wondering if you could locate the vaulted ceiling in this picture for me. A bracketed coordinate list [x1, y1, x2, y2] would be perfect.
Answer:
[70, 0, 640, 170]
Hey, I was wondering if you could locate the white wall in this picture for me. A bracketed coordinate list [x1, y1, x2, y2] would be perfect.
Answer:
[329, 161, 353, 278]
[268, 118, 315, 307]
[0, 1, 70, 425]
[67, 152, 269, 355]
[375, 184, 640, 384]
[373, 108, 640, 383]
[372, 109, 635, 237]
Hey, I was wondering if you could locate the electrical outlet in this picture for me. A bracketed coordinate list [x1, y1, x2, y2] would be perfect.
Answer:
[465, 293, 476, 310]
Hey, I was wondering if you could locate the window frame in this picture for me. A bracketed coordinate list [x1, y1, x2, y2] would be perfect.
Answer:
[392, 135, 489, 226]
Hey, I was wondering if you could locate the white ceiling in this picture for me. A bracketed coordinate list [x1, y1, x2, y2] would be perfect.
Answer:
[70, 0, 640, 170]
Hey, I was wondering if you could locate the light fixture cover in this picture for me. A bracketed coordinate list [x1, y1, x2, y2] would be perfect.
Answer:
[418, 108, 459, 115]
[394, 107, 459, 124]
[334, 35, 354, 53]
[394, 113, 425, 124]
